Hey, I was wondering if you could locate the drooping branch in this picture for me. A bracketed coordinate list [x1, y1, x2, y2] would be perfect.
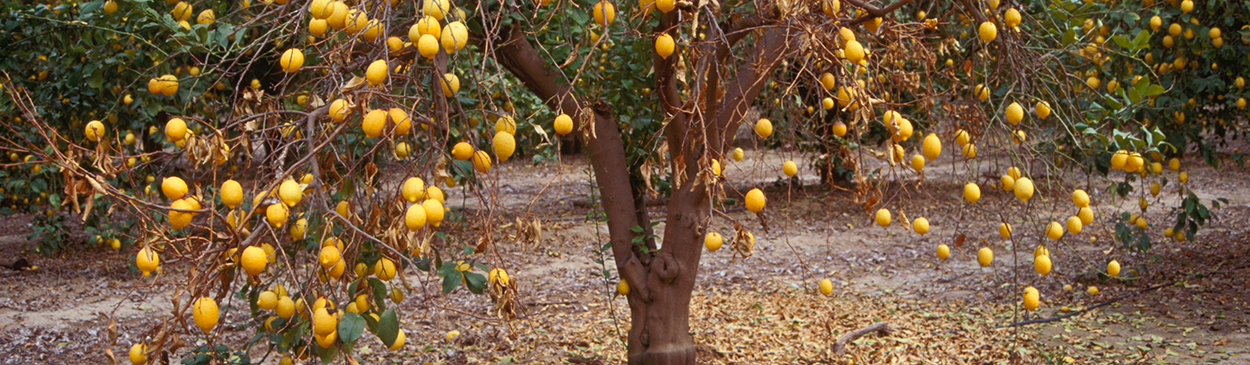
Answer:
[841, 0, 914, 17]
[710, 26, 794, 154]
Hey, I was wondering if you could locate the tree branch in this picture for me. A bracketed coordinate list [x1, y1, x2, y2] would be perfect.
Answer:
[831, 322, 892, 356]
[493, 25, 651, 299]
[711, 27, 793, 154]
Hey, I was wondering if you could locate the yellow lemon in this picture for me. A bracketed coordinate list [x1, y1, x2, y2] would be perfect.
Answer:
[656, 0, 674, 12]
[921, 133, 941, 160]
[977, 247, 993, 267]
[955, 129, 970, 146]
[1110, 150, 1128, 170]
[426, 186, 445, 203]
[782, 160, 797, 177]
[440, 21, 469, 53]
[312, 307, 337, 336]
[744, 188, 766, 213]
[961, 143, 977, 158]
[819, 72, 836, 90]
[999, 223, 1012, 239]
[1022, 287, 1040, 310]
[1046, 221, 1063, 240]
[964, 183, 981, 203]
[495, 115, 517, 135]
[280, 48, 304, 73]
[366, 60, 387, 85]
[818, 278, 834, 295]
[291, 218, 308, 241]
[85, 120, 105, 142]
[1013, 177, 1034, 201]
[732, 147, 745, 161]
[1004, 8, 1021, 28]
[1005, 102, 1023, 125]
[936, 244, 950, 260]
[162, 177, 188, 201]
[592, 0, 615, 27]
[875, 208, 891, 227]
[405, 203, 427, 231]
[1001, 175, 1015, 191]
[441, 73, 460, 96]
[165, 118, 188, 142]
[257, 291, 278, 310]
[1067, 216, 1083, 234]
[554, 114, 573, 135]
[452, 142, 475, 160]
[136, 246, 160, 276]
[843, 39, 865, 64]
[278, 180, 302, 207]
[1034, 254, 1052, 275]
[493, 131, 516, 161]
[754, 118, 773, 138]
[193, 297, 218, 333]
[362, 109, 387, 138]
[417, 34, 440, 58]
[240, 245, 267, 276]
[979, 21, 997, 42]
[912, 217, 929, 235]
[129, 343, 146, 365]
[329, 99, 350, 123]
[655, 33, 675, 59]
[911, 154, 925, 172]
[266, 203, 288, 228]
[1087, 286, 1099, 295]
[472, 150, 492, 172]
[402, 177, 425, 203]
[1107, 260, 1121, 277]
[422, 199, 444, 227]
[1078, 207, 1094, 226]
[705, 232, 722, 251]
[1035, 101, 1051, 119]
[375, 258, 397, 281]
[389, 329, 406, 350]
[220, 180, 243, 209]
[1179, 171, 1188, 183]
[617, 280, 629, 295]
[711, 159, 721, 176]
[1180, 0, 1192, 13]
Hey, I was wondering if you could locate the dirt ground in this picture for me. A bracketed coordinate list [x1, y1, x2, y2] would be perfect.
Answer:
[1, 142, 1249, 364]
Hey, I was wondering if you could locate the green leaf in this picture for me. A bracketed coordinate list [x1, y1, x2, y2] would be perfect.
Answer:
[442, 272, 461, 293]
[1146, 84, 1166, 97]
[1062, 28, 1077, 46]
[368, 278, 388, 312]
[1112, 35, 1131, 49]
[464, 272, 486, 294]
[337, 312, 366, 344]
[375, 308, 399, 348]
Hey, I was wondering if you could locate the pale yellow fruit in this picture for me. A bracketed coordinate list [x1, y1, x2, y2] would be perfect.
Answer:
[655, 33, 675, 59]
[362, 109, 386, 138]
[1087, 286, 1099, 295]
[936, 244, 950, 260]
[875, 208, 891, 227]
[977, 247, 993, 267]
[1078, 207, 1093, 226]
[999, 223, 1012, 239]
[955, 129, 970, 146]
[441, 73, 460, 97]
[402, 177, 425, 203]
[136, 246, 160, 276]
[754, 118, 773, 138]
[375, 257, 397, 281]
[329, 99, 350, 123]
[193, 297, 219, 333]
[818, 278, 834, 295]
[278, 180, 301, 207]
[1034, 255, 1051, 275]
[422, 199, 444, 227]
[592, 0, 615, 27]
[446, 143, 474, 163]
[266, 203, 288, 228]
[961, 143, 977, 158]
[472, 150, 492, 173]
[1067, 216, 1083, 234]
[1022, 287, 1040, 310]
[745, 188, 766, 213]
[1013, 177, 1034, 201]
[1004, 8, 1021, 28]
[912, 217, 929, 235]
[711, 159, 721, 176]
[312, 307, 337, 336]
[1046, 221, 1063, 240]
[309, 18, 328, 36]
[426, 186, 445, 204]
[257, 291, 278, 310]
[162, 177, 188, 200]
[831, 121, 848, 137]
[417, 34, 440, 58]
[440, 21, 469, 53]
[921, 133, 941, 160]
[366, 60, 387, 86]
[1179, 171, 1188, 183]
[1110, 150, 1128, 170]
[1005, 102, 1023, 125]
[843, 39, 865, 64]
[85, 120, 105, 142]
[819, 72, 836, 90]
[732, 148, 745, 161]
[1001, 175, 1015, 191]
[165, 118, 188, 142]
[705, 232, 722, 251]
[911, 154, 925, 172]
[493, 131, 516, 161]
[389, 329, 406, 350]
[1035, 101, 1051, 119]
[280, 48, 304, 73]
[220, 180, 243, 209]
[240, 246, 267, 276]
[554, 114, 573, 135]
[405, 203, 427, 231]
[129, 343, 146, 365]
[979, 21, 997, 42]
[617, 280, 629, 295]
[964, 183, 981, 203]
[782, 160, 797, 177]
[495, 115, 517, 135]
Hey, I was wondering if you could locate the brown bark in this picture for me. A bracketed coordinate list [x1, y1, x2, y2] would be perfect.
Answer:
[492, 10, 792, 363]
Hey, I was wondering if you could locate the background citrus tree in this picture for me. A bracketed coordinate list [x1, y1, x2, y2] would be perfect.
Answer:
[1, 0, 1245, 363]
